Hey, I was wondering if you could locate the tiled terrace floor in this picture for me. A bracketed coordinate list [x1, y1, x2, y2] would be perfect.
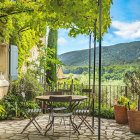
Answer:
[0, 114, 140, 140]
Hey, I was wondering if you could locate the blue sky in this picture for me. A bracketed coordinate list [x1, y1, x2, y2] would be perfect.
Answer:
[58, 0, 140, 54]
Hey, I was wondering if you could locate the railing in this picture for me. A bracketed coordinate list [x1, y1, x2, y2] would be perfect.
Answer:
[44, 82, 138, 108]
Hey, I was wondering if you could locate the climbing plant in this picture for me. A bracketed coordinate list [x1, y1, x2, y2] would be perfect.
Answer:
[28, 44, 61, 85]
[0, 0, 112, 75]
[0, 0, 112, 38]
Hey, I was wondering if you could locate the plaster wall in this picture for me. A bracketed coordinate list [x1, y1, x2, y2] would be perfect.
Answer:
[0, 44, 9, 99]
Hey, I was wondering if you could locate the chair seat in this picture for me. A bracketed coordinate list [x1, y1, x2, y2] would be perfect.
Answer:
[27, 108, 42, 113]
[75, 109, 90, 114]
[52, 107, 66, 111]
[52, 112, 72, 117]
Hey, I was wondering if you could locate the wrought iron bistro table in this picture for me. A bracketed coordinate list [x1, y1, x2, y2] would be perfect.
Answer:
[36, 95, 87, 134]
[36, 95, 87, 110]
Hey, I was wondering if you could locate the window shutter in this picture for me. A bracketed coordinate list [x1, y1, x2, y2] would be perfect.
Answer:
[10, 45, 18, 80]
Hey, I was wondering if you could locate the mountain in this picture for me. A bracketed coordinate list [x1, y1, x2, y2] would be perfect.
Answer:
[58, 41, 140, 66]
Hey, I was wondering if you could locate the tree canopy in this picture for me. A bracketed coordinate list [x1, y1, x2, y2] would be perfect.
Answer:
[0, 0, 112, 73]
[0, 0, 112, 39]
[46, 29, 58, 84]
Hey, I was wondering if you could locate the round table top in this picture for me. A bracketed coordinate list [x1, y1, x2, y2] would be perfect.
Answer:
[36, 95, 87, 102]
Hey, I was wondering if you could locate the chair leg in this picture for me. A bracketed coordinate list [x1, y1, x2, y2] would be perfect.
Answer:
[48, 113, 51, 124]
[34, 118, 42, 130]
[83, 119, 94, 134]
[21, 116, 42, 134]
[77, 115, 94, 134]
[63, 117, 66, 128]
[72, 114, 76, 123]
[32, 120, 42, 133]
[53, 117, 54, 135]
[59, 117, 66, 128]
[80, 115, 94, 132]
[76, 115, 87, 130]
[21, 119, 33, 134]
[69, 117, 71, 139]
[45, 117, 54, 135]
[70, 116, 80, 135]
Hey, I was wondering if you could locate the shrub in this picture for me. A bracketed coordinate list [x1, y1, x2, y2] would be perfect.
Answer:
[20, 73, 43, 100]
[0, 105, 5, 114]
[0, 71, 43, 119]
[0, 105, 7, 120]
[93, 104, 114, 119]
[0, 93, 40, 119]
[124, 70, 140, 110]
[19, 101, 40, 118]
[0, 93, 22, 118]
[10, 71, 44, 101]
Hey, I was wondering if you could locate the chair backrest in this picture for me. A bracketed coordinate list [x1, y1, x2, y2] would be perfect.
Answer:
[49, 96, 72, 112]
[81, 88, 93, 109]
[58, 89, 72, 95]
[82, 89, 92, 93]
[49, 96, 72, 102]
[46, 91, 63, 95]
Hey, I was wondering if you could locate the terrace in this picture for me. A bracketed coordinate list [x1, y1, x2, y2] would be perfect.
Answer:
[0, 114, 139, 140]
[0, 0, 140, 140]
[0, 82, 140, 140]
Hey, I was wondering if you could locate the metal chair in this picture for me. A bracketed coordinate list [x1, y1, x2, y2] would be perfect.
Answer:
[40, 91, 65, 112]
[60, 89, 72, 95]
[43, 91, 67, 124]
[45, 96, 80, 135]
[20, 92, 42, 134]
[73, 88, 94, 134]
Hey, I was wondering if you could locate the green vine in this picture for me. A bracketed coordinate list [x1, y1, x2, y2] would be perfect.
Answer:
[0, 0, 112, 78]
[15, 29, 39, 74]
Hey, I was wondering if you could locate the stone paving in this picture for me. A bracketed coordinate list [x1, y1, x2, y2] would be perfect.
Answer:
[0, 114, 140, 140]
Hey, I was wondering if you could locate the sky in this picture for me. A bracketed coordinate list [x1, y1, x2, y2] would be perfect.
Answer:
[58, 0, 140, 54]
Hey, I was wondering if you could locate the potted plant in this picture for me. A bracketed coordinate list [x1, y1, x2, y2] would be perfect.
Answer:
[114, 96, 129, 124]
[125, 71, 140, 133]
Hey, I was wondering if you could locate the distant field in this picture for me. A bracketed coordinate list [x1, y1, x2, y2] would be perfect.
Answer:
[63, 74, 125, 86]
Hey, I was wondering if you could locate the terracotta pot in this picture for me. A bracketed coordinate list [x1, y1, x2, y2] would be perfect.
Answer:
[127, 110, 140, 133]
[114, 105, 128, 124]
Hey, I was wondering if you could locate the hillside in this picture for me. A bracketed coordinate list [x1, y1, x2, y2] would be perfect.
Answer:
[59, 41, 140, 66]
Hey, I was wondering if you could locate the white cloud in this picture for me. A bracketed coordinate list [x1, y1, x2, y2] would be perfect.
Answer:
[112, 21, 140, 39]
[58, 37, 67, 46]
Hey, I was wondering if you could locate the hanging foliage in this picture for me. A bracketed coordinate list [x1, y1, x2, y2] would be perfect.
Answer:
[0, 0, 112, 38]
[0, 0, 112, 75]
